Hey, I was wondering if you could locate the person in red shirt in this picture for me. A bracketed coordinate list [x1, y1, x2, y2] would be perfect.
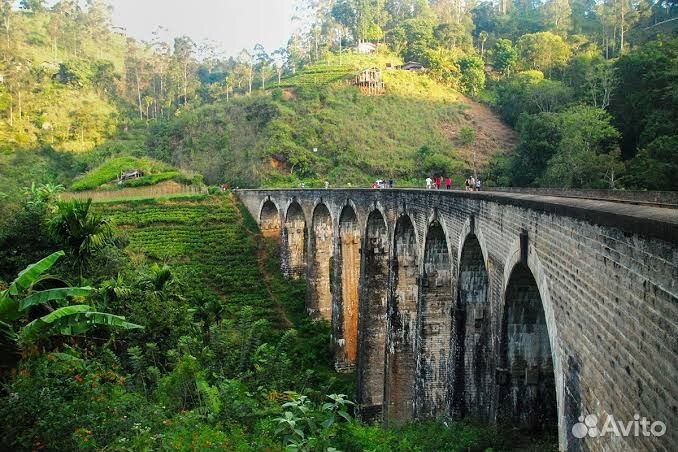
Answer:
[445, 177, 451, 189]
[435, 176, 441, 189]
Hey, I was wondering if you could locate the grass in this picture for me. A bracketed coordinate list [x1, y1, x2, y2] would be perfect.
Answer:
[70, 156, 181, 191]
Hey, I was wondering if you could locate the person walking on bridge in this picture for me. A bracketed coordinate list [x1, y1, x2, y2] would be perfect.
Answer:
[445, 177, 451, 189]
[425, 176, 432, 189]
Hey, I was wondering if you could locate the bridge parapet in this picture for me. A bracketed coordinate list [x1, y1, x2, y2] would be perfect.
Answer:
[236, 188, 678, 452]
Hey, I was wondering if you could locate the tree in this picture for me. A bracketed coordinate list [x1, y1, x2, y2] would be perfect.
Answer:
[458, 54, 486, 95]
[237, 49, 254, 94]
[542, 0, 572, 36]
[518, 31, 571, 77]
[48, 199, 115, 274]
[0, 0, 12, 49]
[610, 36, 678, 159]
[478, 31, 488, 58]
[508, 112, 563, 186]
[425, 48, 461, 86]
[0, 251, 142, 354]
[494, 38, 518, 75]
[541, 105, 622, 188]
[627, 136, 678, 190]
[173, 36, 196, 104]
[526, 79, 573, 112]
[565, 54, 617, 109]
[272, 47, 289, 85]
[19, 0, 45, 13]
[254, 43, 272, 90]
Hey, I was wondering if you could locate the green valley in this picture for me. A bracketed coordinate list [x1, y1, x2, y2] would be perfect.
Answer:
[0, 0, 676, 450]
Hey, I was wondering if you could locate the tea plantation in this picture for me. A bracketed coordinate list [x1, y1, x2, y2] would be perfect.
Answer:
[96, 194, 284, 322]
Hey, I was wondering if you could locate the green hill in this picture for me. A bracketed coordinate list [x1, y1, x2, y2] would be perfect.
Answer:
[70, 156, 187, 191]
[146, 52, 516, 188]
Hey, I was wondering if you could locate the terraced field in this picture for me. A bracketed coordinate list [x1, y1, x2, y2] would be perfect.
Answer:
[96, 194, 290, 321]
[277, 64, 354, 88]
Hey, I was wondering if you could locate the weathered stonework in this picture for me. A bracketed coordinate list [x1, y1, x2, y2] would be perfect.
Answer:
[336, 205, 360, 371]
[357, 209, 390, 421]
[308, 204, 333, 319]
[283, 201, 306, 279]
[417, 220, 453, 418]
[239, 188, 678, 452]
[260, 199, 281, 240]
[384, 214, 418, 424]
[452, 233, 492, 420]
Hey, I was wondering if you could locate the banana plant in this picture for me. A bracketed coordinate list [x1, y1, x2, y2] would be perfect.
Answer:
[0, 251, 142, 348]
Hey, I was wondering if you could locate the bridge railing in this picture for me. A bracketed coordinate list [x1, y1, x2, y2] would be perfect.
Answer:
[484, 187, 678, 208]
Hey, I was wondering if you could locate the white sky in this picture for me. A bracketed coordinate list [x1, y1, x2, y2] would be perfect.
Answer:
[109, 0, 297, 57]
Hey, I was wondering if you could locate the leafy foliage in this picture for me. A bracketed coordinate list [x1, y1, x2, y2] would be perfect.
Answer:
[0, 250, 141, 350]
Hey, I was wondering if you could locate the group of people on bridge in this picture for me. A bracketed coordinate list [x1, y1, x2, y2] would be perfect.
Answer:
[425, 175, 480, 191]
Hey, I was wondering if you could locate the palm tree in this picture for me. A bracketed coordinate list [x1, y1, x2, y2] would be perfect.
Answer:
[0, 251, 142, 363]
[136, 263, 180, 300]
[48, 199, 114, 273]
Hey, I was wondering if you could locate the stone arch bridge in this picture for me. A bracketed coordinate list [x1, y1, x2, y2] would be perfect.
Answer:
[236, 188, 678, 452]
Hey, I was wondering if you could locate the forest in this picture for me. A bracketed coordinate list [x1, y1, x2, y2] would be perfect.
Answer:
[0, 0, 676, 197]
[0, 0, 676, 450]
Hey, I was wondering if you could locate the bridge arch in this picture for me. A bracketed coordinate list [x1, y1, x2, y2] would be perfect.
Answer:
[357, 207, 389, 420]
[499, 239, 564, 449]
[335, 203, 361, 371]
[417, 218, 454, 418]
[385, 212, 419, 424]
[451, 228, 491, 419]
[259, 198, 281, 240]
[283, 201, 307, 279]
[308, 202, 333, 320]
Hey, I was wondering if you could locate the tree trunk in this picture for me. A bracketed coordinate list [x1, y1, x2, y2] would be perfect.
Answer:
[620, 0, 625, 55]
[135, 65, 143, 120]
[4, 17, 9, 49]
[183, 62, 188, 103]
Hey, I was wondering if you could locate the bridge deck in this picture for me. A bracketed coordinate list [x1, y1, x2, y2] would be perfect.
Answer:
[237, 188, 678, 243]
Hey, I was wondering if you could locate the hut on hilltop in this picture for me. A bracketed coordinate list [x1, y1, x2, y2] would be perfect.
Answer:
[352, 67, 384, 95]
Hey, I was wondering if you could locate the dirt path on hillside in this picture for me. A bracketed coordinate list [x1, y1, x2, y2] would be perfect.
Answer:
[442, 95, 519, 168]
[230, 194, 294, 328]
[255, 241, 294, 329]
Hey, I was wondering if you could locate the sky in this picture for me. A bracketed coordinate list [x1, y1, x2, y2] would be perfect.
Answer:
[108, 0, 297, 58]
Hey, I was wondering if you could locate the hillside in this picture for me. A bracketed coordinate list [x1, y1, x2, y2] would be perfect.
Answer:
[146, 53, 518, 188]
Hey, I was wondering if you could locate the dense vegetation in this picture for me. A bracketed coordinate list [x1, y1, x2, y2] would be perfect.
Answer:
[0, 0, 675, 450]
[1, 0, 675, 198]
[0, 189, 533, 451]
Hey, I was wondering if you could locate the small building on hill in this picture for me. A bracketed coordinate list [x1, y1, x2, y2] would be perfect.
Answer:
[398, 61, 425, 72]
[356, 42, 377, 54]
[352, 67, 384, 95]
[118, 170, 144, 184]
